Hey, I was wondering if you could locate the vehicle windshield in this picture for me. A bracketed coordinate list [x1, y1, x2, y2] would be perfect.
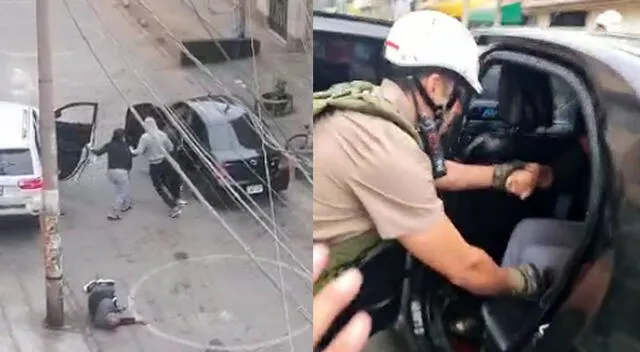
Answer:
[0, 149, 33, 176]
[207, 116, 264, 152]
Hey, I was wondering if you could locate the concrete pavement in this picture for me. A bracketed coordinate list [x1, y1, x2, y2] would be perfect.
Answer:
[0, 0, 311, 350]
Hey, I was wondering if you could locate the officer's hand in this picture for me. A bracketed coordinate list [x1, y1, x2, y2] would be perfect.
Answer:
[508, 263, 546, 297]
[313, 244, 371, 352]
[505, 163, 540, 200]
[536, 165, 554, 189]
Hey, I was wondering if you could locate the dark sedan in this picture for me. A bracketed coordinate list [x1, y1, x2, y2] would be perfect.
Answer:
[315, 11, 640, 352]
[124, 95, 290, 203]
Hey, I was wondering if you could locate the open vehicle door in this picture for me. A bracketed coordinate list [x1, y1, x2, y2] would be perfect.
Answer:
[55, 102, 98, 181]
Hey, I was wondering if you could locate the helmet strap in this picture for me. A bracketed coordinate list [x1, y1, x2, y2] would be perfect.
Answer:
[407, 75, 445, 130]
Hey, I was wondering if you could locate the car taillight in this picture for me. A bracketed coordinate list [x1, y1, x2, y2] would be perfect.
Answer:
[18, 177, 43, 190]
[213, 163, 232, 182]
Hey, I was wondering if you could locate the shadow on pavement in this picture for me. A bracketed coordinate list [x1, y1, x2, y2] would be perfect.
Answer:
[0, 216, 39, 244]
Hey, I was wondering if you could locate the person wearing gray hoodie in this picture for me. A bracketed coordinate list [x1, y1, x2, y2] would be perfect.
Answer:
[131, 117, 184, 218]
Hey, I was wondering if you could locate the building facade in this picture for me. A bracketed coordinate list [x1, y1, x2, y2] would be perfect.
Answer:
[253, 0, 312, 51]
[523, 0, 640, 33]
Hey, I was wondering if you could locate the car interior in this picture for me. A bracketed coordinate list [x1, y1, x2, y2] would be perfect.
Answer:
[314, 30, 600, 352]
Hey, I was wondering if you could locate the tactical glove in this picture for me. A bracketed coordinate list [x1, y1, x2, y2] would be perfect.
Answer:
[507, 263, 545, 298]
[493, 161, 526, 190]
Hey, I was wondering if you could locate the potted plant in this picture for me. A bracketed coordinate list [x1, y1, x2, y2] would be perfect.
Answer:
[256, 78, 294, 117]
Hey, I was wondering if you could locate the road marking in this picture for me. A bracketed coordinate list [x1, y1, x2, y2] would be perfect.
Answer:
[128, 254, 310, 351]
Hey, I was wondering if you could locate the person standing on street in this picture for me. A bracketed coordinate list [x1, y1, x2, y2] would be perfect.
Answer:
[90, 128, 133, 220]
[130, 117, 185, 218]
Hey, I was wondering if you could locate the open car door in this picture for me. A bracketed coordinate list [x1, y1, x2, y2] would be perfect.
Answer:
[56, 102, 98, 181]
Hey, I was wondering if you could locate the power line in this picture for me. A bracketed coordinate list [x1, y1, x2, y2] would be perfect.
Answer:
[129, 0, 314, 184]
[62, 0, 311, 324]
[247, 1, 295, 350]
[88, 0, 314, 280]
[166, 0, 315, 170]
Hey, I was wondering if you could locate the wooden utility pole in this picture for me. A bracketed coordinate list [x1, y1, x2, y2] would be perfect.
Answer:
[36, 0, 64, 328]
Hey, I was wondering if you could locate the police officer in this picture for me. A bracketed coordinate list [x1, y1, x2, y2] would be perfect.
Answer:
[313, 10, 545, 347]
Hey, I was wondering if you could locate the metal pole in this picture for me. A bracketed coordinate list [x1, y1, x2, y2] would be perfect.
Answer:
[36, 0, 64, 328]
[494, 0, 502, 26]
[233, 0, 246, 38]
[462, 0, 470, 27]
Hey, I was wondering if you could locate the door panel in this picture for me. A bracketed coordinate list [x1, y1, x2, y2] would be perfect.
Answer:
[55, 102, 98, 181]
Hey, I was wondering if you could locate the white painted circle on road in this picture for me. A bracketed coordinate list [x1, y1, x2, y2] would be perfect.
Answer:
[128, 254, 311, 351]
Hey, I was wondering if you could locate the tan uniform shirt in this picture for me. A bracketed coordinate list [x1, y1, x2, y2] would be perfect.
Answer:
[313, 79, 445, 243]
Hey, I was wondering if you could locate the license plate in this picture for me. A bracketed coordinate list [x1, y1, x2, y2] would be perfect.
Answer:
[246, 184, 264, 195]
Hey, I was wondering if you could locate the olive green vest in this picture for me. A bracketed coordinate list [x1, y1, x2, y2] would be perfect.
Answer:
[313, 81, 422, 294]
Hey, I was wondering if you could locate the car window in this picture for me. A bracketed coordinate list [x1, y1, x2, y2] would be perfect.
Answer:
[207, 116, 263, 152]
[477, 65, 502, 101]
[0, 149, 34, 176]
[313, 32, 384, 91]
[475, 65, 578, 128]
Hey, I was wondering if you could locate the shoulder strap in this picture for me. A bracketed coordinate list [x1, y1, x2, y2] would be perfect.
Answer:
[313, 81, 421, 145]
[314, 230, 383, 294]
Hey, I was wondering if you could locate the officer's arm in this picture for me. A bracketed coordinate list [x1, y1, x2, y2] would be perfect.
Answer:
[350, 142, 517, 296]
[398, 217, 514, 295]
[435, 160, 495, 191]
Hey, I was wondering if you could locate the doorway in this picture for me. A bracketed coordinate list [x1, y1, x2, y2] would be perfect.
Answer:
[268, 0, 288, 40]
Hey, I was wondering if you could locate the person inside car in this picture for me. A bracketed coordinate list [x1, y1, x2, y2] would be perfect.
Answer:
[451, 111, 591, 337]
[503, 114, 590, 279]
[313, 10, 546, 349]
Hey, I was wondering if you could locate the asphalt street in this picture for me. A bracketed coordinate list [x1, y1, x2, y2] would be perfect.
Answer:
[0, 0, 312, 351]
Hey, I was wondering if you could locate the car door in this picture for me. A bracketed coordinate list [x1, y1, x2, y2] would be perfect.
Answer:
[55, 102, 98, 181]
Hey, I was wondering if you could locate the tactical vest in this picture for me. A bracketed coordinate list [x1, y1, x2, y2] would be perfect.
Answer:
[313, 81, 423, 294]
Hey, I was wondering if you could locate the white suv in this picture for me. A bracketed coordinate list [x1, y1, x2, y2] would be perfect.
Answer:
[0, 101, 99, 218]
[0, 102, 43, 216]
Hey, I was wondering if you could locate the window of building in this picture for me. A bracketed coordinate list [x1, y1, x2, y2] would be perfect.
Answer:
[550, 11, 587, 27]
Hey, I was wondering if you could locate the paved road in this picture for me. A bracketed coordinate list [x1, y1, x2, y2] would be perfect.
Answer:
[0, 0, 311, 351]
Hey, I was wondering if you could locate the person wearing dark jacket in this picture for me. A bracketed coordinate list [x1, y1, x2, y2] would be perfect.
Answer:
[91, 128, 133, 220]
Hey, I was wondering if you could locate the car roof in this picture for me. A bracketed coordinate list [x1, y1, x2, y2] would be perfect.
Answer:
[184, 95, 249, 125]
[313, 11, 391, 39]
[473, 27, 640, 95]
[0, 101, 33, 149]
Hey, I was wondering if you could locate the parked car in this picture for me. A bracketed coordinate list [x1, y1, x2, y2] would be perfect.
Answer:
[123, 95, 291, 203]
[0, 101, 98, 217]
[315, 11, 640, 352]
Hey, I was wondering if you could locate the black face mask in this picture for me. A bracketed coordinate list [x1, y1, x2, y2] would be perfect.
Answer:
[410, 76, 471, 129]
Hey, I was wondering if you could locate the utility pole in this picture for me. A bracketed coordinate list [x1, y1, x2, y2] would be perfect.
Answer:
[233, 0, 246, 38]
[494, 0, 502, 26]
[462, 0, 470, 28]
[36, 0, 64, 328]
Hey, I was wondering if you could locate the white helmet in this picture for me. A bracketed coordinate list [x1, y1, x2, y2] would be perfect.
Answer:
[384, 10, 482, 94]
[594, 10, 623, 32]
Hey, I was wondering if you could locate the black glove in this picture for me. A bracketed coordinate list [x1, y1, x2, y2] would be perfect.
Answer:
[508, 263, 546, 298]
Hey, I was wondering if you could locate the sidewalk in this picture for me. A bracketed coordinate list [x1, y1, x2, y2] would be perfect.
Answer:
[121, 0, 313, 144]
